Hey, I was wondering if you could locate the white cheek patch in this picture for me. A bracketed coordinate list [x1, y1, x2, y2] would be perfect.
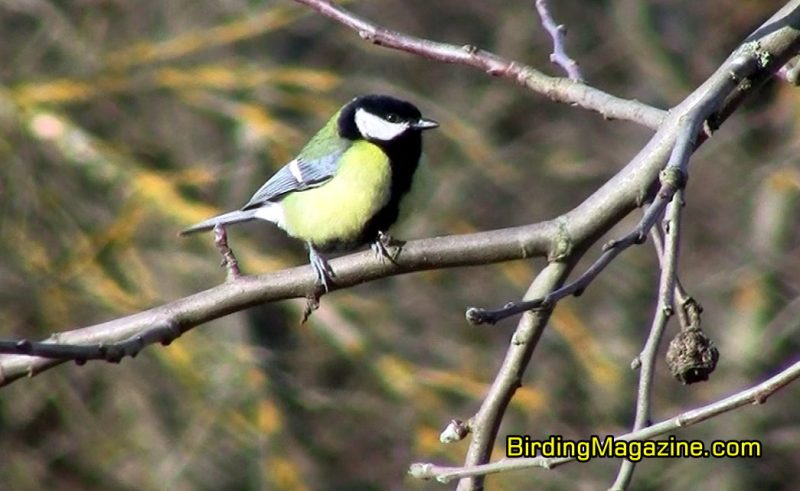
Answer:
[355, 108, 409, 141]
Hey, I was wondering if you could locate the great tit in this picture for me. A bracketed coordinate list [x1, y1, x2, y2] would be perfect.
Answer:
[181, 94, 438, 290]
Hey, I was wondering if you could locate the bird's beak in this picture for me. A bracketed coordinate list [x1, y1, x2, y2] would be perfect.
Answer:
[412, 117, 439, 130]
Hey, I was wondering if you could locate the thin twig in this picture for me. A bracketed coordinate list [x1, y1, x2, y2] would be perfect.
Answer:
[409, 358, 800, 482]
[466, 172, 680, 325]
[533, 0, 583, 81]
[466, 225, 644, 325]
[291, 0, 664, 128]
[214, 223, 241, 280]
[610, 188, 683, 490]
[0, 322, 181, 365]
[650, 224, 693, 328]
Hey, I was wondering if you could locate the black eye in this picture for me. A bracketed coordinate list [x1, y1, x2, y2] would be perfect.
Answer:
[386, 114, 399, 123]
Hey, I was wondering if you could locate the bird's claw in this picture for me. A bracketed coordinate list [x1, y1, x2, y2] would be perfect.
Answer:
[303, 246, 333, 323]
[308, 245, 334, 292]
[371, 231, 402, 264]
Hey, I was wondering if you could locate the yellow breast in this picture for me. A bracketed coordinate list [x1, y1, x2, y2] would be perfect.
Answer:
[281, 141, 391, 246]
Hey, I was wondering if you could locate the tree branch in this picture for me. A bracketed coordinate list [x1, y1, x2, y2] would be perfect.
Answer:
[457, 262, 573, 491]
[451, 3, 800, 488]
[465, 27, 782, 326]
[610, 189, 683, 490]
[4, 5, 800, 491]
[650, 223, 694, 329]
[291, 0, 665, 128]
[0, 222, 557, 385]
[410, 358, 800, 482]
[533, 0, 583, 81]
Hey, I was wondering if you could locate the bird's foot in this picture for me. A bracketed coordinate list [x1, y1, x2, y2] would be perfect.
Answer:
[371, 231, 403, 265]
[308, 245, 334, 292]
[303, 245, 333, 323]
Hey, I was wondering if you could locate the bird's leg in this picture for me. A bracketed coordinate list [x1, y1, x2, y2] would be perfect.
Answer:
[303, 244, 333, 323]
[370, 230, 403, 264]
[307, 243, 334, 292]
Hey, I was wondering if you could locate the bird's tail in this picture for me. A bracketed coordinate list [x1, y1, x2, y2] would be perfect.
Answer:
[179, 209, 259, 236]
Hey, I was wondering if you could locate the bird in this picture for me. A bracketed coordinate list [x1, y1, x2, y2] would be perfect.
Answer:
[180, 94, 438, 291]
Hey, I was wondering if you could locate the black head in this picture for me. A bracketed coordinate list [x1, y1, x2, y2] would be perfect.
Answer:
[337, 94, 438, 143]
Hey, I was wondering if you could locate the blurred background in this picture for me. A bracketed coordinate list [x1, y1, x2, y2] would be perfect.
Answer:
[0, 0, 798, 489]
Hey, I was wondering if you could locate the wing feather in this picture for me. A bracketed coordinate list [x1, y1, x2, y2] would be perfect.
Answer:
[242, 147, 346, 210]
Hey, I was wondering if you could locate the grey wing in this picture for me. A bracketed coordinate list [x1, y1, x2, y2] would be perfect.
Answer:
[242, 149, 345, 210]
